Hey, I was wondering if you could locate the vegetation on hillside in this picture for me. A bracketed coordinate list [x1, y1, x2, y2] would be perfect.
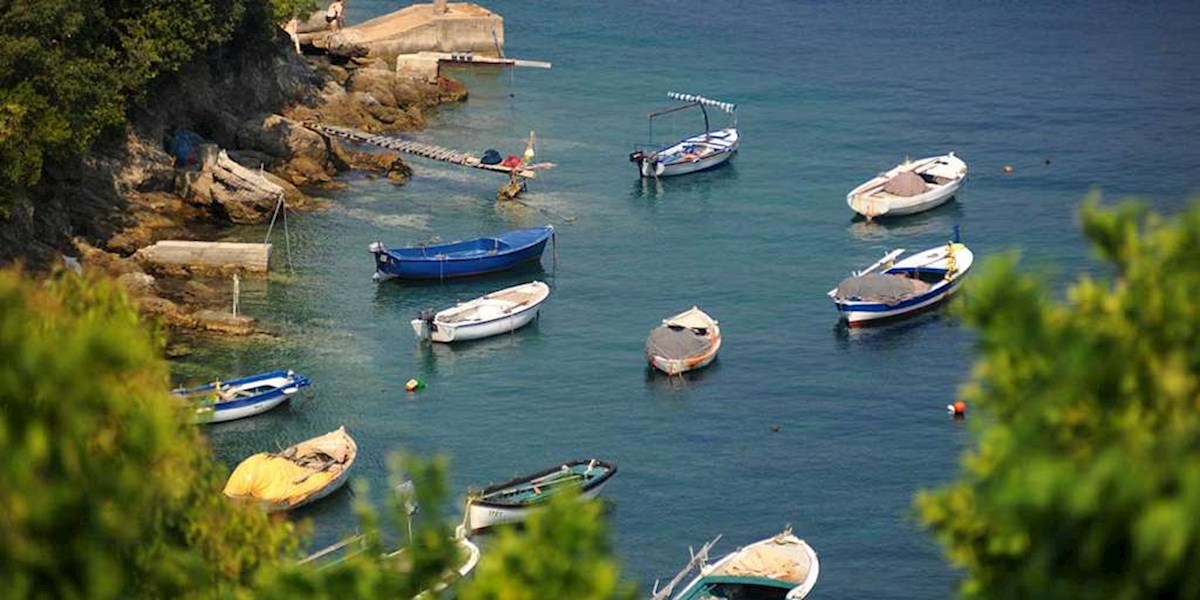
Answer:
[918, 197, 1200, 598]
[0, 0, 315, 208]
[0, 266, 635, 598]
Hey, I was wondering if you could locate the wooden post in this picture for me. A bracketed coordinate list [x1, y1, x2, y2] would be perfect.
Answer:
[232, 272, 241, 316]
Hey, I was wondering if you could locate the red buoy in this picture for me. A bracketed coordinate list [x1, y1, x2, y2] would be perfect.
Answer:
[946, 400, 967, 418]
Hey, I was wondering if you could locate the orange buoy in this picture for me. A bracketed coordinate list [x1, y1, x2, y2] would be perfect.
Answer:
[946, 400, 967, 418]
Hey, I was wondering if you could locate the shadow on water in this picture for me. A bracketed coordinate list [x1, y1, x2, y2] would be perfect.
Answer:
[846, 199, 964, 243]
[414, 320, 543, 374]
[627, 161, 741, 202]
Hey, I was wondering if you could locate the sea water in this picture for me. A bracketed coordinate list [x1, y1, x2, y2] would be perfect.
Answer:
[180, 1, 1200, 596]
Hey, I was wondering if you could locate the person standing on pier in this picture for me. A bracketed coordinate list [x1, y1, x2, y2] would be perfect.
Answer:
[325, 0, 345, 32]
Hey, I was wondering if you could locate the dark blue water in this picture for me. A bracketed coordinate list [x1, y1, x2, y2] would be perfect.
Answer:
[180, 2, 1200, 597]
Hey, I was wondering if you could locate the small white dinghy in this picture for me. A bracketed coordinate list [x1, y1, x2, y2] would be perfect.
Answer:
[645, 307, 721, 375]
[412, 281, 550, 343]
[847, 152, 968, 219]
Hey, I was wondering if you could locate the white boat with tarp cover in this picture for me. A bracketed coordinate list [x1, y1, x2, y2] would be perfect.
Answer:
[651, 526, 820, 600]
[847, 153, 968, 219]
[630, 92, 739, 178]
[645, 306, 721, 375]
[827, 233, 974, 327]
[412, 281, 550, 343]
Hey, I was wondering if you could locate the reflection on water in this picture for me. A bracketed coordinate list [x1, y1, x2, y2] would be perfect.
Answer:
[846, 199, 964, 243]
[643, 358, 723, 393]
[414, 321, 543, 376]
[832, 309, 960, 351]
[628, 162, 740, 202]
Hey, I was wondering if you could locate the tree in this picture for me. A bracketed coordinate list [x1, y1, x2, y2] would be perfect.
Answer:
[0, 266, 639, 598]
[0, 269, 294, 598]
[459, 490, 638, 600]
[916, 197, 1200, 599]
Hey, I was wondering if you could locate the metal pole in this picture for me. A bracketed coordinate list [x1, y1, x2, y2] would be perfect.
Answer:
[232, 273, 241, 316]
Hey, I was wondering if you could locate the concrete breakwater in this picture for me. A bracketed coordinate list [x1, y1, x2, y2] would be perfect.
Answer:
[300, 2, 504, 61]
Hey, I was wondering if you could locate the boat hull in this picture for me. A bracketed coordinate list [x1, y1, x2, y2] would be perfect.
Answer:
[465, 475, 612, 533]
[371, 226, 553, 281]
[846, 154, 968, 219]
[412, 305, 541, 342]
[177, 370, 310, 424]
[831, 244, 974, 327]
[648, 334, 721, 375]
[411, 281, 550, 343]
[637, 128, 739, 178]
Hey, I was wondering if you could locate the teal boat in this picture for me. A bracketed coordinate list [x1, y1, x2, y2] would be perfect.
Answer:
[651, 527, 820, 600]
[462, 458, 617, 534]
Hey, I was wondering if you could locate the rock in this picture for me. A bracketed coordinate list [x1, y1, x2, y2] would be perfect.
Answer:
[437, 76, 468, 103]
[118, 272, 157, 297]
[347, 70, 399, 107]
[165, 343, 193, 358]
[237, 114, 328, 165]
[193, 309, 257, 335]
[326, 31, 369, 59]
[182, 280, 222, 307]
[335, 147, 412, 183]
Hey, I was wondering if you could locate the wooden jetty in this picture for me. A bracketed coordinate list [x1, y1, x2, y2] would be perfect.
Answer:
[306, 123, 540, 179]
[136, 241, 272, 273]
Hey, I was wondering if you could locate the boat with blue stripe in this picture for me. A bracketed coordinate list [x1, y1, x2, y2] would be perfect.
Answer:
[173, 369, 311, 424]
[828, 237, 974, 327]
[369, 225, 554, 281]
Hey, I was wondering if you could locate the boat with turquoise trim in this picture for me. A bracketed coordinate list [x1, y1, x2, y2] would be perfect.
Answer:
[651, 526, 820, 600]
[462, 458, 617, 534]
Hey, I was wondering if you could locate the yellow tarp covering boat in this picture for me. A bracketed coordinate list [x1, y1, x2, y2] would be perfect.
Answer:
[224, 426, 357, 512]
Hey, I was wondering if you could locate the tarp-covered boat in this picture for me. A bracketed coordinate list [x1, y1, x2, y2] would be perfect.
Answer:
[412, 281, 550, 343]
[369, 225, 554, 281]
[847, 153, 968, 219]
[173, 369, 311, 424]
[652, 527, 820, 600]
[224, 426, 357, 512]
[827, 239, 974, 326]
[463, 459, 617, 534]
[645, 307, 721, 375]
[630, 92, 739, 178]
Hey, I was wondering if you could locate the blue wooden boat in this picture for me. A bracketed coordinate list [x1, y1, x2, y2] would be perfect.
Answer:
[368, 225, 555, 281]
[172, 369, 311, 424]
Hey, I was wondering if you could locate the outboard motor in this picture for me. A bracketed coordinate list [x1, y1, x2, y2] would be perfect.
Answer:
[417, 309, 438, 333]
[628, 150, 645, 163]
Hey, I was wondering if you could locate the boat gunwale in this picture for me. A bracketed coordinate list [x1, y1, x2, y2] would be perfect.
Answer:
[377, 226, 554, 263]
[472, 459, 617, 509]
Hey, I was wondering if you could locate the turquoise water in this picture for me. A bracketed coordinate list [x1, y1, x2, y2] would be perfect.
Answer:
[182, 1, 1200, 597]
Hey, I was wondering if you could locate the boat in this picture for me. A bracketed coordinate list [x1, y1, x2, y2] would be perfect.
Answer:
[651, 527, 820, 600]
[173, 369, 311, 424]
[630, 92, 739, 178]
[846, 153, 968, 219]
[645, 307, 721, 375]
[386, 534, 481, 597]
[223, 426, 357, 512]
[368, 225, 554, 281]
[827, 236, 974, 327]
[462, 459, 618, 534]
[412, 281, 550, 343]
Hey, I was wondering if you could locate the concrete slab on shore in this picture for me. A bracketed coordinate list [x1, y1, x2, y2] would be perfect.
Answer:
[136, 241, 271, 273]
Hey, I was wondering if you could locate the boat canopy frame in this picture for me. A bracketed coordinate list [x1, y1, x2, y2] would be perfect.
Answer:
[637, 92, 738, 151]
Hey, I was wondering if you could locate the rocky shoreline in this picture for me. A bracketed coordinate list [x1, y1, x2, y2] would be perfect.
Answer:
[1, 33, 467, 348]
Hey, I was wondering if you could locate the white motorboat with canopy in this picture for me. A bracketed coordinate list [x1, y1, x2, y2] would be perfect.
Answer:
[630, 92, 739, 178]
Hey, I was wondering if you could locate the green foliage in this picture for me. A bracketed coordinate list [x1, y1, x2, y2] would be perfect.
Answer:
[0, 0, 256, 205]
[271, 0, 319, 21]
[917, 196, 1200, 599]
[459, 491, 639, 600]
[0, 269, 294, 598]
[253, 455, 461, 599]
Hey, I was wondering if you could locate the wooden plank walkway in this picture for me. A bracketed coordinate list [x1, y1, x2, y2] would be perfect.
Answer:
[306, 123, 537, 179]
